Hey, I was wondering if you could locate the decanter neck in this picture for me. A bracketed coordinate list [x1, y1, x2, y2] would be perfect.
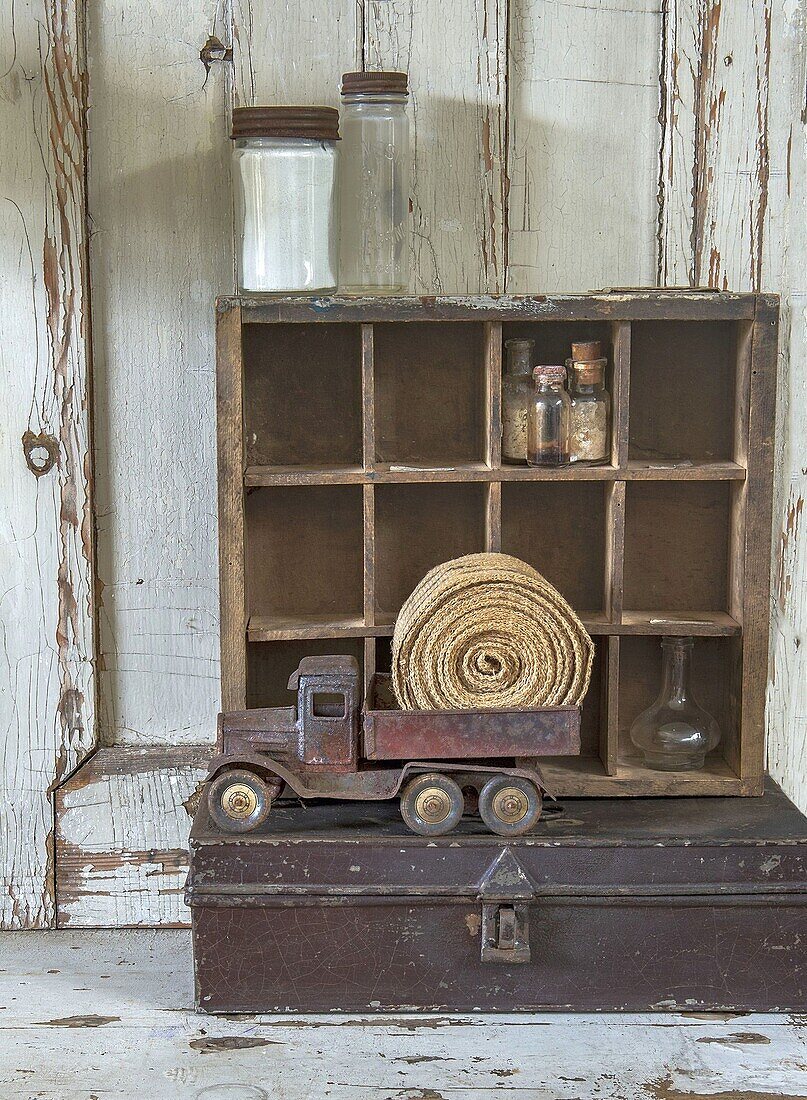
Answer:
[659, 637, 693, 704]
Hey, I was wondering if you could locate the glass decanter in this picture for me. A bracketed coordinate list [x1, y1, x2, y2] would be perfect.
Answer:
[630, 636, 721, 771]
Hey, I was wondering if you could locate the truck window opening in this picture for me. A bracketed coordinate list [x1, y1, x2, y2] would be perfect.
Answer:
[312, 692, 347, 719]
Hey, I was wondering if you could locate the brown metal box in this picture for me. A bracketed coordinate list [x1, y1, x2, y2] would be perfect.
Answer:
[186, 778, 807, 1014]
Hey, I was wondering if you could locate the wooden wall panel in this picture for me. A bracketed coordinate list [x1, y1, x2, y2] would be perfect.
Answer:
[4, 0, 796, 927]
[55, 748, 210, 927]
[231, 0, 356, 106]
[89, 0, 231, 747]
[364, 0, 508, 293]
[506, 0, 661, 293]
[0, 0, 95, 927]
[765, 0, 806, 812]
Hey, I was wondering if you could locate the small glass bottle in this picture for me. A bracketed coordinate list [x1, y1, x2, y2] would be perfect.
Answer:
[527, 365, 571, 467]
[502, 339, 534, 464]
[339, 71, 410, 293]
[568, 341, 611, 465]
[231, 106, 340, 294]
[630, 637, 721, 771]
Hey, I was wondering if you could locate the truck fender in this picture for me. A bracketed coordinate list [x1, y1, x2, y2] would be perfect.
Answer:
[206, 752, 286, 783]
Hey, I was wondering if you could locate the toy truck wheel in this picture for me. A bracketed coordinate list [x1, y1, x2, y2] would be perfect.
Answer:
[400, 773, 464, 837]
[207, 768, 272, 833]
[478, 775, 542, 837]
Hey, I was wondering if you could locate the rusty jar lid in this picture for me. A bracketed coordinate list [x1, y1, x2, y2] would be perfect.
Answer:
[533, 364, 567, 383]
[341, 71, 409, 96]
[571, 339, 604, 361]
[231, 106, 340, 141]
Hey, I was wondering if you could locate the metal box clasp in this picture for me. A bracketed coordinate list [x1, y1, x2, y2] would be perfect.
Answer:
[478, 848, 536, 965]
[481, 902, 530, 963]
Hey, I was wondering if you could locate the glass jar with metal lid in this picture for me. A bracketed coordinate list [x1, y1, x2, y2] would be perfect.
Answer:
[339, 71, 410, 293]
[231, 106, 340, 294]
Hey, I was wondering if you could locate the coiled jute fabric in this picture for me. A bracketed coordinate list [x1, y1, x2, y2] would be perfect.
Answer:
[392, 553, 593, 711]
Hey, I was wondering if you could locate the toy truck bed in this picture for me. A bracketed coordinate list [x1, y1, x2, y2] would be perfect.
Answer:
[362, 674, 581, 761]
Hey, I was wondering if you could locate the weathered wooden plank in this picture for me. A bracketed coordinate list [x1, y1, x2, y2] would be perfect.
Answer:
[657, 0, 701, 285]
[89, 0, 231, 745]
[507, 0, 661, 293]
[690, 0, 773, 291]
[232, 0, 355, 107]
[364, 0, 508, 294]
[765, 0, 806, 814]
[55, 748, 211, 927]
[0, 0, 95, 927]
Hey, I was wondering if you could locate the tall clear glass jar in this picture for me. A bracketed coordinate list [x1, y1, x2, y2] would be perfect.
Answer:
[630, 637, 721, 771]
[339, 71, 409, 293]
[527, 365, 571, 467]
[231, 106, 340, 294]
[568, 341, 610, 465]
[502, 339, 534, 464]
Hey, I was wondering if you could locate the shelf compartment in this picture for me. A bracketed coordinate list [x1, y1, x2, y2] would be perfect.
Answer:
[243, 323, 362, 468]
[246, 486, 364, 623]
[623, 481, 732, 613]
[501, 320, 613, 367]
[374, 483, 487, 618]
[502, 481, 607, 613]
[247, 638, 365, 709]
[616, 634, 742, 773]
[628, 320, 741, 464]
[373, 322, 487, 465]
[540, 754, 745, 797]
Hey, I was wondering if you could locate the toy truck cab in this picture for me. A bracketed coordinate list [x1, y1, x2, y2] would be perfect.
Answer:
[288, 655, 360, 771]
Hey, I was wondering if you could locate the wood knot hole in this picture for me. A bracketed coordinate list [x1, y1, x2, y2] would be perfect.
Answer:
[22, 430, 58, 476]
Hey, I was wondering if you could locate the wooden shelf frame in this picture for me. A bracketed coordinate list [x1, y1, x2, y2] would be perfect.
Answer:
[217, 294, 778, 798]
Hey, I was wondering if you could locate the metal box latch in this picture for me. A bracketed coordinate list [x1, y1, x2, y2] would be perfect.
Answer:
[478, 849, 536, 964]
[481, 902, 530, 963]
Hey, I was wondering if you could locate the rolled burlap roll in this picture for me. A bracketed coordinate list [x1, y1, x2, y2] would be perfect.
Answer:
[392, 552, 593, 711]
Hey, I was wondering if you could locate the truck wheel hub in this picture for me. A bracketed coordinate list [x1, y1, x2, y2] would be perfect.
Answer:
[494, 787, 529, 823]
[222, 782, 258, 820]
[415, 787, 451, 824]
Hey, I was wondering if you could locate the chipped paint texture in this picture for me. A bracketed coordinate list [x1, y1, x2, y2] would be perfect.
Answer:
[89, 0, 231, 748]
[766, 0, 807, 813]
[507, 0, 661, 293]
[2, 0, 805, 929]
[0, 0, 95, 928]
[1, 930, 806, 1098]
[55, 749, 209, 927]
[365, 0, 508, 293]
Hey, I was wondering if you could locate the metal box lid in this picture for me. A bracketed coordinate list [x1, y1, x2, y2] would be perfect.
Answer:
[185, 779, 807, 907]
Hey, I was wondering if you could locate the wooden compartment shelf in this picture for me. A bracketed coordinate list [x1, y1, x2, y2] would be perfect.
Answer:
[218, 293, 778, 798]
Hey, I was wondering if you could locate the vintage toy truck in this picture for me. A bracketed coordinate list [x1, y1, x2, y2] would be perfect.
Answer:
[206, 655, 581, 837]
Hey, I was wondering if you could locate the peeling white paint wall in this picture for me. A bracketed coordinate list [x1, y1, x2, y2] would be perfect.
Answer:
[1, 0, 805, 926]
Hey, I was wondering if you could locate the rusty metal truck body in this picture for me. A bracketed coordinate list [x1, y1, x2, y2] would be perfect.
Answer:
[207, 655, 581, 837]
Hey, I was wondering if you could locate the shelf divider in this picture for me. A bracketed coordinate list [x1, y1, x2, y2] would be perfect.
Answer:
[217, 303, 247, 711]
[611, 320, 631, 467]
[484, 321, 502, 468]
[602, 636, 620, 775]
[361, 323, 375, 469]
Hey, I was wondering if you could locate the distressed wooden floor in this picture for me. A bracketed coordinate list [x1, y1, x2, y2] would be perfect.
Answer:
[0, 931, 804, 1100]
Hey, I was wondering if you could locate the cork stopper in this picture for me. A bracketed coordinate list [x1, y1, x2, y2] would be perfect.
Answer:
[571, 340, 604, 362]
[533, 364, 567, 384]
